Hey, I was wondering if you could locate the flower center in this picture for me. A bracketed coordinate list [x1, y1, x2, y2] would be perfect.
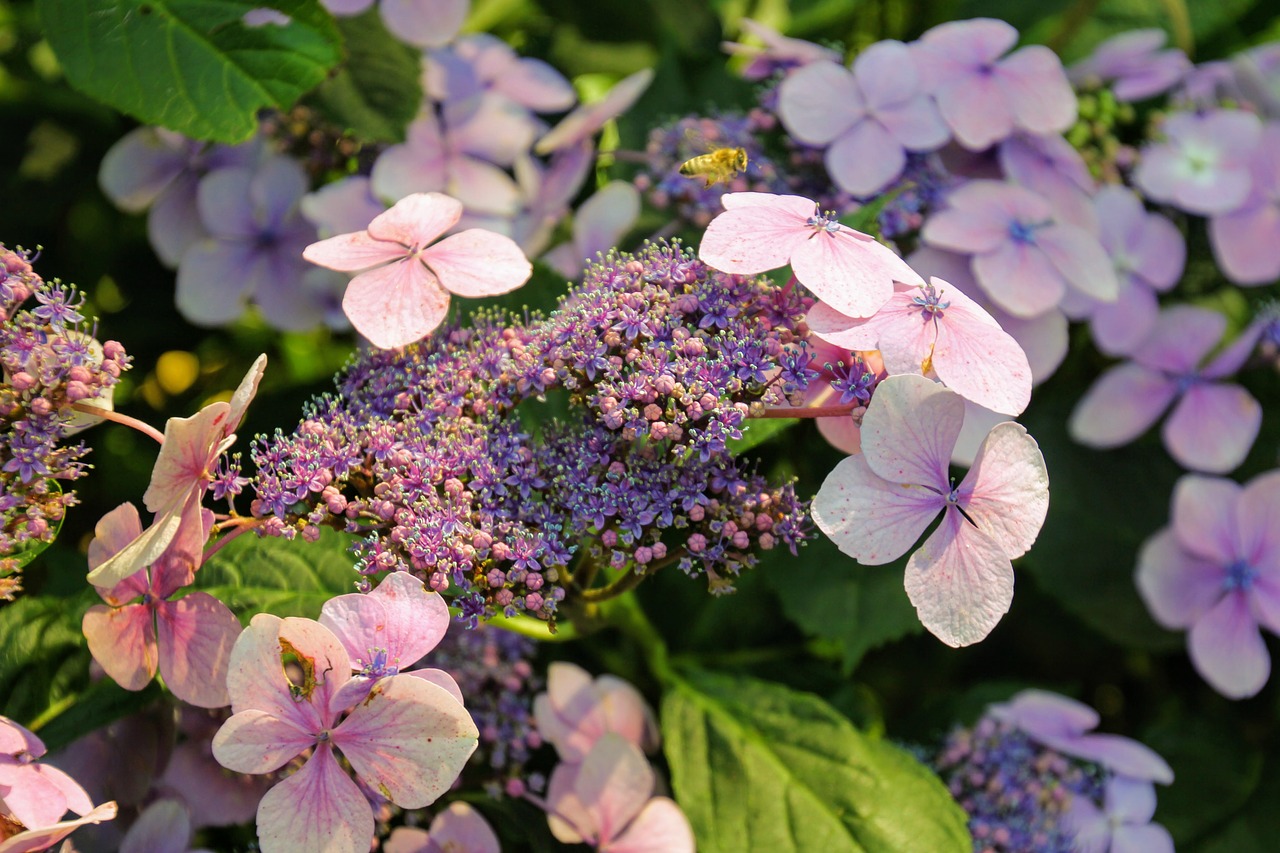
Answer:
[913, 283, 951, 321]
[360, 647, 399, 679]
[1223, 558, 1257, 592]
[806, 204, 843, 236]
[1008, 220, 1047, 245]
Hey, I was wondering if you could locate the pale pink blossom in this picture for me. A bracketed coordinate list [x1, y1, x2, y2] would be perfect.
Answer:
[211, 614, 478, 853]
[544, 734, 695, 853]
[807, 276, 1032, 415]
[533, 662, 658, 764]
[699, 192, 923, 318]
[84, 356, 266, 589]
[1208, 122, 1280, 285]
[383, 802, 500, 853]
[812, 373, 1049, 646]
[303, 192, 532, 349]
[535, 69, 654, 154]
[1134, 108, 1262, 216]
[82, 503, 240, 708]
[1068, 29, 1190, 102]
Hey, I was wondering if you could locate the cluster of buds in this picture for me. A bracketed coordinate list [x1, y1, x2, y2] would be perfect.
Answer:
[0, 246, 130, 594]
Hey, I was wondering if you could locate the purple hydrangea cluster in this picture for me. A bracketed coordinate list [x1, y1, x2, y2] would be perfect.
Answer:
[931, 717, 1102, 853]
[426, 622, 542, 794]
[250, 241, 811, 624]
[1, 246, 130, 594]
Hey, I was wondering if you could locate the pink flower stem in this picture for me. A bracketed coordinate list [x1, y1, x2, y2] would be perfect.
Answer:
[203, 518, 260, 562]
[751, 403, 856, 419]
[69, 403, 165, 444]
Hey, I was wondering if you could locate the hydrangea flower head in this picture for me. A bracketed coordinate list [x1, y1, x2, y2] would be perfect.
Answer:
[82, 502, 241, 708]
[1208, 122, 1280, 285]
[211, 614, 479, 853]
[777, 41, 950, 196]
[807, 276, 1032, 415]
[1068, 29, 1191, 101]
[699, 191, 923, 318]
[912, 18, 1076, 150]
[303, 192, 532, 349]
[922, 180, 1118, 317]
[1134, 108, 1263, 216]
[812, 373, 1049, 646]
[1069, 306, 1263, 473]
[1137, 471, 1280, 698]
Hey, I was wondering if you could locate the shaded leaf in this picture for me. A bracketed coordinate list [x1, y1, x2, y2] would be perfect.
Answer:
[0, 592, 93, 725]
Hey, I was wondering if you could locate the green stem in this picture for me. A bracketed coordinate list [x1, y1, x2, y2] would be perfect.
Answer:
[482, 612, 579, 642]
[596, 593, 676, 687]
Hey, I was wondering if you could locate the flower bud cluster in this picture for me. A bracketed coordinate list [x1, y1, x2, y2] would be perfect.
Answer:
[251, 241, 812, 623]
[1, 246, 130, 589]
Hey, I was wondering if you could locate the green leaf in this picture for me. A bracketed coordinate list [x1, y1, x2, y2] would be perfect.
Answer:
[727, 417, 798, 453]
[195, 526, 362, 620]
[764, 534, 921, 673]
[34, 679, 164, 753]
[309, 8, 421, 143]
[0, 593, 93, 726]
[37, 0, 342, 143]
[662, 670, 970, 853]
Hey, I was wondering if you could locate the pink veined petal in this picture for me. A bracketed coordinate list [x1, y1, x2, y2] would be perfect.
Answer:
[956, 421, 1049, 559]
[776, 61, 864, 146]
[604, 797, 696, 853]
[379, 0, 468, 49]
[83, 504, 188, 589]
[156, 593, 240, 709]
[224, 614, 350, 730]
[971, 241, 1066, 318]
[1037, 224, 1120, 303]
[816, 292, 928, 376]
[303, 231, 405, 273]
[790, 228, 917, 318]
[333, 675, 479, 809]
[698, 202, 811, 276]
[210, 709, 314, 775]
[904, 510, 1015, 647]
[254, 744, 373, 853]
[996, 46, 1076, 135]
[1188, 592, 1270, 698]
[120, 799, 192, 853]
[930, 281, 1032, 415]
[934, 74, 1012, 150]
[719, 191, 815, 211]
[322, 571, 451, 669]
[423, 229, 533, 297]
[1068, 363, 1177, 448]
[1112, 823, 1175, 853]
[82, 604, 157, 691]
[1210, 202, 1280, 284]
[342, 258, 452, 350]
[226, 354, 266, 435]
[804, 301, 884, 353]
[825, 120, 907, 197]
[367, 192, 463, 248]
[175, 239, 258, 326]
[1136, 529, 1229, 628]
[573, 735, 654, 846]
[0, 801, 118, 853]
[1170, 475, 1241, 564]
[87, 503, 146, 599]
[145, 403, 232, 515]
[535, 69, 654, 154]
[404, 667, 466, 706]
[545, 760, 593, 843]
[811, 453, 945, 565]
[859, 373, 962, 488]
[1163, 382, 1262, 473]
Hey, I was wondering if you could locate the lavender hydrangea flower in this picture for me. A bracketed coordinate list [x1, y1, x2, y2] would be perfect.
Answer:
[1065, 776, 1174, 853]
[1069, 306, 1263, 473]
[323, 0, 467, 49]
[1133, 108, 1263, 216]
[997, 133, 1097, 232]
[426, 33, 576, 113]
[177, 156, 344, 331]
[777, 41, 949, 196]
[1068, 29, 1191, 101]
[1208, 121, 1280, 285]
[720, 18, 841, 81]
[912, 18, 1076, 151]
[921, 180, 1118, 317]
[1137, 471, 1280, 698]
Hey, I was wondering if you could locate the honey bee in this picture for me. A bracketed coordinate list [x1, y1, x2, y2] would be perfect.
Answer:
[679, 147, 749, 188]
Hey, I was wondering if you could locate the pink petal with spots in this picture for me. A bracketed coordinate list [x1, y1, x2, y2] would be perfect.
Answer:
[929, 279, 1032, 415]
[1163, 383, 1261, 473]
[804, 301, 882, 353]
[333, 675, 478, 809]
[905, 510, 1014, 646]
[825, 120, 906, 196]
[698, 196, 813, 275]
[423, 229, 532, 297]
[157, 593, 240, 708]
[607, 796, 696, 853]
[211, 709, 314, 775]
[812, 453, 944, 565]
[957, 421, 1049, 559]
[145, 404, 233, 515]
[405, 668, 465, 705]
[303, 230, 404, 273]
[0, 801, 117, 853]
[82, 603, 157, 691]
[997, 46, 1076, 134]
[343, 258, 452, 350]
[224, 614, 350, 730]
[859, 373, 962, 487]
[253, 744, 373, 853]
[367, 192, 463, 247]
[1069, 363, 1176, 448]
[321, 571, 451, 670]
[1136, 529, 1227, 628]
[1189, 593, 1269, 698]
[777, 61, 864, 145]
[790, 228, 918, 318]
